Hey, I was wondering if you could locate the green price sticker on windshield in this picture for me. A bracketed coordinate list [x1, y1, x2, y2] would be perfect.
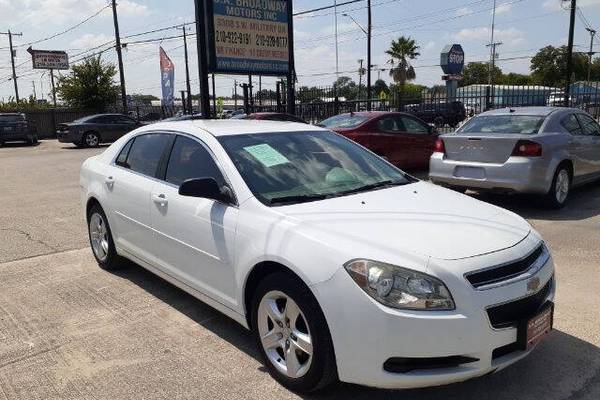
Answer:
[243, 144, 290, 167]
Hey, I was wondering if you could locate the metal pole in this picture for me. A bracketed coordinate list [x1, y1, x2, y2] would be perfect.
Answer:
[334, 0, 339, 81]
[248, 74, 253, 113]
[287, 1, 296, 115]
[565, 0, 576, 106]
[586, 28, 596, 82]
[111, 0, 127, 112]
[180, 90, 187, 114]
[488, 0, 497, 86]
[182, 25, 193, 113]
[0, 30, 23, 102]
[234, 80, 238, 109]
[32, 81, 36, 99]
[358, 59, 364, 99]
[367, 0, 372, 111]
[212, 74, 217, 117]
[194, 0, 211, 118]
[50, 69, 57, 107]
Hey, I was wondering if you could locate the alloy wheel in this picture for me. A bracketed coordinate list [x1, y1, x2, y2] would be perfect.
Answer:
[257, 290, 313, 379]
[89, 213, 109, 262]
[555, 169, 570, 204]
[85, 133, 99, 147]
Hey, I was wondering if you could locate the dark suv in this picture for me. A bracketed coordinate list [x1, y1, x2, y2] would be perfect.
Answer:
[57, 113, 141, 147]
[404, 101, 466, 128]
[0, 113, 38, 146]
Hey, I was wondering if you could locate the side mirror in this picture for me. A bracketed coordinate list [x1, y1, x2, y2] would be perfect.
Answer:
[179, 178, 234, 204]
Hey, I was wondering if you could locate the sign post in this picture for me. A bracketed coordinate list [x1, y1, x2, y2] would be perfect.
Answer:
[196, 0, 294, 117]
[440, 44, 464, 103]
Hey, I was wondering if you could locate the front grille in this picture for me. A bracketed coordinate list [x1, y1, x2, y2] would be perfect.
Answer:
[466, 244, 546, 289]
[486, 277, 553, 329]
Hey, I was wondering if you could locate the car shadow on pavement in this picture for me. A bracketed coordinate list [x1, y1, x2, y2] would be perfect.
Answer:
[468, 184, 600, 221]
[114, 263, 600, 400]
[60, 144, 110, 150]
[0, 142, 40, 148]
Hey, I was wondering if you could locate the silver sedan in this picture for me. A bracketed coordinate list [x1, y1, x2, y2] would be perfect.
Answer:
[429, 107, 600, 208]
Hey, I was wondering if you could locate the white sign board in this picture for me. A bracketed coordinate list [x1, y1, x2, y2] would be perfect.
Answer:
[31, 50, 69, 70]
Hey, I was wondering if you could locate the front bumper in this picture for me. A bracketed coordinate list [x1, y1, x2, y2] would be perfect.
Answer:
[429, 153, 551, 194]
[311, 235, 555, 389]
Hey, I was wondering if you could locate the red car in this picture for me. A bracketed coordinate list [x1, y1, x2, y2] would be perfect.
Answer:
[319, 111, 439, 170]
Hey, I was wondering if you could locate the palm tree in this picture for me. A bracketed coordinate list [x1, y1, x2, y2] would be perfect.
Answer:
[386, 36, 420, 105]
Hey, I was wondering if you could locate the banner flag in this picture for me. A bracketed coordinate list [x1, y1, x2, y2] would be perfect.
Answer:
[160, 46, 175, 106]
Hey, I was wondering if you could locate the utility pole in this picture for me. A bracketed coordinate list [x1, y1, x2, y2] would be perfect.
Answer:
[111, 0, 127, 112]
[487, 0, 500, 86]
[194, 0, 211, 118]
[50, 69, 57, 107]
[1, 30, 23, 102]
[31, 81, 36, 99]
[586, 27, 596, 82]
[182, 25, 193, 113]
[358, 59, 364, 99]
[565, 0, 577, 106]
[212, 74, 217, 117]
[234, 79, 238, 109]
[367, 0, 372, 111]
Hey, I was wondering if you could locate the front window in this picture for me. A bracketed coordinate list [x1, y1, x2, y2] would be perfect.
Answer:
[457, 115, 545, 134]
[218, 131, 412, 206]
[319, 114, 369, 129]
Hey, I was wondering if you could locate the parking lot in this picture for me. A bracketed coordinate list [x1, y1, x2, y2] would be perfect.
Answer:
[0, 139, 599, 400]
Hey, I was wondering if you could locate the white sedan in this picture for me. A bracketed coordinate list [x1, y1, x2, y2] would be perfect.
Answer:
[80, 120, 555, 392]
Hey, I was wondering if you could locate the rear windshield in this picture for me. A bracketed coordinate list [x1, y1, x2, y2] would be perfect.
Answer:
[0, 114, 24, 122]
[319, 114, 369, 129]
[458, 115, 545, 134]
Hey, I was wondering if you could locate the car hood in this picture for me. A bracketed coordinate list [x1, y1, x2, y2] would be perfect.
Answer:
[276, 181, 531, 261]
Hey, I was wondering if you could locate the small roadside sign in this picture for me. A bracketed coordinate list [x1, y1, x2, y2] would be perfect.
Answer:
[27, 47, 69, 70]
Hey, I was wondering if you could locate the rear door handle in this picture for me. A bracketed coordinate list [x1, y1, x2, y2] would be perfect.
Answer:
[152, 193, 168, 206]
[104, 176, 114, 188]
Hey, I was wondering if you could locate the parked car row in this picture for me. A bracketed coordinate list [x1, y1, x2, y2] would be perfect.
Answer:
[0, 113, 38, 146]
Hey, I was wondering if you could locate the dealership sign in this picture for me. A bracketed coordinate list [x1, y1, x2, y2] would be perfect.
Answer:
[205, 0, 291, 75]
[27, 47, 69, 70]
[440, 44, 464, 76]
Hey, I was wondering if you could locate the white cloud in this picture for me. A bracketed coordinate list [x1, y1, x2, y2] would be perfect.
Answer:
[69, 33, 112, 50]
[455, 7, 472, 17]
[495, 3, 512, 14]
[453, 27, 525, 46]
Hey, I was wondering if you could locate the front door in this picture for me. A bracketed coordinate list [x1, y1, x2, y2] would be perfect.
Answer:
[150, 135, 239, 309]
[576, 113, 600, 180]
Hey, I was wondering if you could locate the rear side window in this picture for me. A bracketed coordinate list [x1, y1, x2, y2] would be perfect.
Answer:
[126, 133, 172, 177]
[576, 114, 600, 135]
[319, 114, 369, 129]
[562, 114, 583, 135]
[165, 136, 225, 187]
[399, 116, 429, 134]
[377, 117, 401, 132]
[115, 139, 133, 167]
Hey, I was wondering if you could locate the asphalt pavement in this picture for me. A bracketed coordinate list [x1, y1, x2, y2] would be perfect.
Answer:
[0, 140, 598, 400]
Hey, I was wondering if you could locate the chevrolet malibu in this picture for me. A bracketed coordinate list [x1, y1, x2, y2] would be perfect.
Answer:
[80, 120, 555, 392]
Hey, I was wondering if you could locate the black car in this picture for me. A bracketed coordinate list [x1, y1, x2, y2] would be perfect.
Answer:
[404, 101, 466, 128]
[0, 113, 38, 146]
[57, 114, 141, 147]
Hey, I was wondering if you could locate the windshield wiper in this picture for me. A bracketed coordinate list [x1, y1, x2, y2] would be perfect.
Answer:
[268, 193, 329, 205]
[338, 180, 406, 196]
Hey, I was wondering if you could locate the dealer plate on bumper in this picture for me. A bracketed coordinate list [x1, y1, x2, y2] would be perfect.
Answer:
[454, 166, 486, 179]
[525, 304, 553, 350]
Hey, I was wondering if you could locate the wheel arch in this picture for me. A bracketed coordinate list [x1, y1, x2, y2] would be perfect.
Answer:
[85, 196, 102, 221]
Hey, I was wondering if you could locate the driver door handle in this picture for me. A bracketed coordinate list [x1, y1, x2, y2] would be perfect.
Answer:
[104, 176, 114, 188]
[152, 193, 168, 206]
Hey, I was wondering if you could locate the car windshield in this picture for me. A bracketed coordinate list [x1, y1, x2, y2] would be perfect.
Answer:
[318, 114, 369, 129]
[457, 115, 545, 134]
[0, 114, 24, 122]
[218, 131, 412, 206]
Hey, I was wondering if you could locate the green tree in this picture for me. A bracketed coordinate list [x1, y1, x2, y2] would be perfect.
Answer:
[56, 56, 119, 109]
[460, 62, 502, 86]
[501, 73, 533, 86]
[130, 93, 159, 105]
[386, 36, 420, 87]
[373, 79, 389, 98]
[332, 76, 358, 100]
[530, 45, 588, 87]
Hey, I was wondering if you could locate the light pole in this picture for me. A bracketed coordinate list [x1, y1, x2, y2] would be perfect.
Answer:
[586, 27, 596, 82]
[343, 12, 372, 110]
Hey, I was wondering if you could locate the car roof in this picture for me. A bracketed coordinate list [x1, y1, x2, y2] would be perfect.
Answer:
[142, 119, 328, 137]
[479, 107, 568, 116]
[334, 111, 413, 118]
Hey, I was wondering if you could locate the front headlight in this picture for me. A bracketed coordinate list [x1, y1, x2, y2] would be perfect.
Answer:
[344, 259, 455, 311]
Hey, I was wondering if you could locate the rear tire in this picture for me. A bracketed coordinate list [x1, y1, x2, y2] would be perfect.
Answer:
[83, 131, 100, 148]
[544, 165, 571, 209]
[251, 273, 337, 393]
[87, 204, 122, 270]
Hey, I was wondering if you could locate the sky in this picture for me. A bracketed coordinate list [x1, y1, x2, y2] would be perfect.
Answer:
[1, 0, 600, 102]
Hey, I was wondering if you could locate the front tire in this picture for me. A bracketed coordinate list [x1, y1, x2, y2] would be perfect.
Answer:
[87, 204, 122, 270]
[544, 166, 571, 209]
[251, 273, 337, 393]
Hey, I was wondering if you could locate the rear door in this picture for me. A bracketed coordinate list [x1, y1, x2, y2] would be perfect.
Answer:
[561, 113, 590, 182]
[397, 115, 438, 170]
[368, 115, 408, 167]
[107, 133, 173, 261]
[575, 113, 600, 179]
